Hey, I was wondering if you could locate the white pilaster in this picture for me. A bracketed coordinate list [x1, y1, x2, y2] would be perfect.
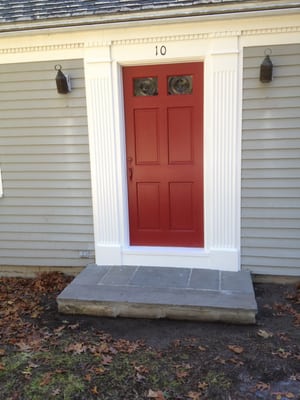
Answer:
[84, 49, 122, 264]
[205, 37, 240, 268]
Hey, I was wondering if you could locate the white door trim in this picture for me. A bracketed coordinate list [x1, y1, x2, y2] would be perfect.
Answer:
[85, 34, 241, 271]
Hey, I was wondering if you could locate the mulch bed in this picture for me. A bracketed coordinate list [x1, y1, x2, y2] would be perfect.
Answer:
[0, 272, 299, 400]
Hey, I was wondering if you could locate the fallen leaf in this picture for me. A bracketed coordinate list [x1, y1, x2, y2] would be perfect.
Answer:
[85, 374, 92, 382]
[147, 389, 166, 399]
[0, 363, 5, 371]
[54, 325, 66, 334]
[30, 310, 41, 319]
[286, 285, 300, 303]
[16, 342, 32, 352]
[40, 372, 52, 387]
[187, 391, 201, 400]
[64, 342, 87, 354]
[102, 355, 113, 365]
[22, 367, 33, 378]
[272, 348, 292, 359]
[28, 362, 39, 369]
[52, 388, 61, 396]
[228, 345, 244, 354]
[176, 370, 189, 379]
[257, 329, 273, 339]
[0, 349, 5, 356]
[134, 365, 149, 375]
[228, 357, 244, 366]
[114, 338, 142, 353]
[91, 386, 99, 395]
[293, 313, 300, 326]
[198, 346, 206, 352]
[68, 323, 79, 330]
[198, 381, 208, 391]
[272, 392, 295, 400]
[286, 393, 295, 399]
[290, 373, 300, 381]
[274, 303, 295, 315]
[255, 382, 270, 391]
[214, 356, 226, 364]
[95, 342, 110, 354]
[93, 367, 106, 375]
[278, 332, 290, 342]
[136, 372, 145, 382]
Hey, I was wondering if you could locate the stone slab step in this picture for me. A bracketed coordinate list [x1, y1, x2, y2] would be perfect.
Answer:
[57, 265, 257, 324]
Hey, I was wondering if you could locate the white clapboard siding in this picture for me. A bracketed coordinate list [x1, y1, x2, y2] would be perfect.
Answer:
[241, 44, 300, 276]
[0, 59, 95, 268]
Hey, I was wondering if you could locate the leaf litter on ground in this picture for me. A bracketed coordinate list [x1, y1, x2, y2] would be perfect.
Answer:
[0, 273, 299, 400]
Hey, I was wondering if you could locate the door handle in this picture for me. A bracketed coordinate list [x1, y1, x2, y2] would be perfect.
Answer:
[128, 167, 133, 181]
[127, 156, 133, 181]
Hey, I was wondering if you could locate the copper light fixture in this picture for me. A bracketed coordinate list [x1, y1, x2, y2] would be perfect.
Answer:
[55, 64, 71, 94]
[260, 49, 273, 83]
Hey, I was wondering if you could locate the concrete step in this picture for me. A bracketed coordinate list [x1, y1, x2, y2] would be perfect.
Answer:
[57, 265, 257, 324]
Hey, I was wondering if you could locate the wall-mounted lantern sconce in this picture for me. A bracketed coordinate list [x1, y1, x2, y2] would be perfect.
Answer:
[55, 64, 71, 94]
[260, 49, 273, 83]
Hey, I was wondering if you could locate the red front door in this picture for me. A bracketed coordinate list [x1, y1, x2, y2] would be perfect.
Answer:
[123, 62, 204, 247]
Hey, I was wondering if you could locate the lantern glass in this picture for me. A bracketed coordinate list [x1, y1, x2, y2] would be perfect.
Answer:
[260, 54, 273, 83]
[55, 65, 71, 94]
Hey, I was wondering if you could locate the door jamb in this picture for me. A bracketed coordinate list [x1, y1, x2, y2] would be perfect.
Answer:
[114, 59, 206, 251]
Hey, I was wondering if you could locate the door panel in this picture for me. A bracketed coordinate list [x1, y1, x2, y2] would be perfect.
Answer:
[169, 182, 194, 230]
[168, 107, 193, 163]
[134, 109, 159, 164]
[123, 62, 204, 247]
[136, 182, 160, 230]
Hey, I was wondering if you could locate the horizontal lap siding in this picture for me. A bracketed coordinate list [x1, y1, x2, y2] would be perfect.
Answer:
[241, 44, 300, 276]
[0, 60, 95, 267]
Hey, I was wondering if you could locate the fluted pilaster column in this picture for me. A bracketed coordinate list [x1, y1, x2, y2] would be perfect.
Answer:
[205, 41, 240, 269]
[85, 53, 122, 264]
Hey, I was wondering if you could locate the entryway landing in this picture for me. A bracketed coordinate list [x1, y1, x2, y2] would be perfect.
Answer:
[57, 265, 257, 324]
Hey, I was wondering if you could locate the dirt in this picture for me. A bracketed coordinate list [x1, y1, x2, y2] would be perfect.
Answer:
[0, 273, 299, 400]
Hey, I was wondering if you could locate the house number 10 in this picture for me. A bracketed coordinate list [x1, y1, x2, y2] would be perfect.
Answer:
[155, 45, 167, 56]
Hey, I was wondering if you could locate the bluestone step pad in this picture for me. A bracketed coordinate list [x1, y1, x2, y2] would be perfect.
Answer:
[57, 265, 257, 324]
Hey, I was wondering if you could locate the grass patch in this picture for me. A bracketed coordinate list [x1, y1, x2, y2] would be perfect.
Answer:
[0, 348, 183, 400]
[0, 350, 92, 400]
[0, 352, 32, 396]
[24, 371, 85, 400]
[204, 371, 232, 398]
